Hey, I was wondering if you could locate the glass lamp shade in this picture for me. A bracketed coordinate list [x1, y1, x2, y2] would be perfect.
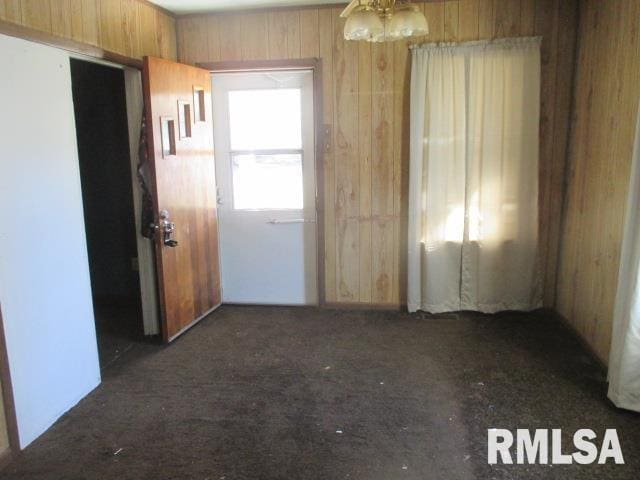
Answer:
[343, 8, 384, 41]
[387, 7, 429, 39]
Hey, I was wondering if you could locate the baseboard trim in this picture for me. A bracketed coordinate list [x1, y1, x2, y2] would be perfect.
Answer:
[322, 302, 405, 312]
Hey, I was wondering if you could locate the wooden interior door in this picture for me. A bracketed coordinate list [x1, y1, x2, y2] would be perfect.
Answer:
[142, 56, 221, 342]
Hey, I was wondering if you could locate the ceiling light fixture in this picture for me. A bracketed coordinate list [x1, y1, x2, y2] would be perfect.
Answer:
[341, 0, 429, 42]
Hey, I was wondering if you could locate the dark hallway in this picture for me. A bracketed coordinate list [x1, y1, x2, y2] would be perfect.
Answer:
[70, 59, 144, 368]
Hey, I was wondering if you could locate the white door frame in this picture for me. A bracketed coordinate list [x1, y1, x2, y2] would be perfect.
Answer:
[202, 59, 325, 306]
[123, 68, 160, 335]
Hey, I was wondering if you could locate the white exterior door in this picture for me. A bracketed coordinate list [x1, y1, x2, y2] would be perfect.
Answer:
[212, 70, 317, 305]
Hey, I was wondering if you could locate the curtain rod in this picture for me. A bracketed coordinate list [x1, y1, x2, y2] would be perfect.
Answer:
[410, 36, 542, 50]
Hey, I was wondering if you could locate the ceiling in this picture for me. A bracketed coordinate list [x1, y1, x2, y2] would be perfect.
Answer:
[148, 0, 347, 15]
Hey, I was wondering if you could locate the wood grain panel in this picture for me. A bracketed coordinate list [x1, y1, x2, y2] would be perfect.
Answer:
[358, 40, 372, 303]
[241, 12, 267, 61]
[4, 0, 176, 62]
[180, 17, 207, 65]
[0, 1, 22, 23]
[5, 0, 175, 62]
[218, 14, 242, 61]
[371, 41, 394, 217]
[372, 218, 394, 303]
[424, 2, 445, 41]
[22, 0, 51, 32]
[319, 8, 337, 301]
[333, 9, 360, 301]
[299, 9, 319, 58]
[267, 11, 287, 59]
[205, 15, 221, 62]
[393, 36, 412, 303]
[69, 0, 83, 41]
[51, 0, 72, 38]
[535, 0, 559, 308]
[478, 0, 493, 38]
[493, 0, 521, 38]
[521, 0, 536, 35]
[284, 9, 300, 59]
[444, 1, 459, 41]
[557, 0, 640, 363]
[156, 9, 176, 60]
[138, 3, 158, 56]
[458, 0, 479, 41]
[544, 0, 577, 307]
[178, 1, 577, 307]
[100, 0, 123, 53]
[121, 0, 141, 58]
[79, 0, 101, 46]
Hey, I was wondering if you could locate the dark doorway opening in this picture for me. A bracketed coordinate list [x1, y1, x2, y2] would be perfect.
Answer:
[70, 58, 142, 369]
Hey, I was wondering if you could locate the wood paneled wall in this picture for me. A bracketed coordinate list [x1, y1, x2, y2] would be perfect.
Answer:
[0, 0, 177, 60]
[177, 0, 577, 306]
[556, 0, 640, 363]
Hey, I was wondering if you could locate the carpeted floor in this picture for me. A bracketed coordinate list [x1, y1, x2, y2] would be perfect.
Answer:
[2, 306, 638, 479]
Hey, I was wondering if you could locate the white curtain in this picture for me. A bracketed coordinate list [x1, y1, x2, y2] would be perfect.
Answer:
[608, 102, 640, 412]
[408, 38, 542, 314]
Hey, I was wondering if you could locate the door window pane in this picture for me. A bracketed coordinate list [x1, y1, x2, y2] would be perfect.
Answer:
[232, 154, 303, 210]
[228, 89, 302, 150]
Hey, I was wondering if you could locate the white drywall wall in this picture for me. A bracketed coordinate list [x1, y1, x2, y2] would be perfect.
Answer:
[0, 34, 100, 448]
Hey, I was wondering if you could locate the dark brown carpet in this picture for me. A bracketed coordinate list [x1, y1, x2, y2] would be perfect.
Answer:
[2, 306, 638, 479]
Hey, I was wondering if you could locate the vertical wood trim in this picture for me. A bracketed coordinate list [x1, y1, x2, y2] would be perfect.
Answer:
[318, 8, 336, 301]
[546, 0, 578, 308]
[0, 305, 20, 453]
[535, 0, 560, 307]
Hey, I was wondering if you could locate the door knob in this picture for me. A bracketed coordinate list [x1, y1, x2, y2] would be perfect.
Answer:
[159, 210, 179, 247]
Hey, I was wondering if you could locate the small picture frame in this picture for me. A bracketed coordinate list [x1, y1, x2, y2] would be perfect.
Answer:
[177, 100, 192, 139]
[193, 86, 206, 122]
[160, 116, 176, 157]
